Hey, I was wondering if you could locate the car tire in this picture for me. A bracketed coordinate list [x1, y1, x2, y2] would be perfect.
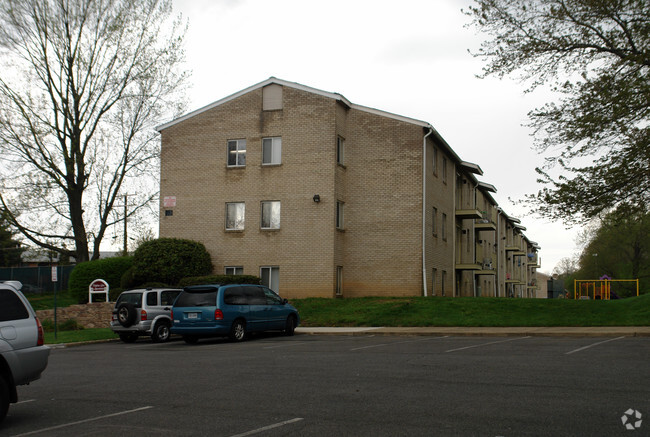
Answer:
[183, 335, 199, 344]
[284, 315, 296, 336]
[119, 333, 138, 343]
[152, 321, 171, 343]
[117, 303, 137, 328]
[229, 319, 246, 342]
[0, 375, 10, 424]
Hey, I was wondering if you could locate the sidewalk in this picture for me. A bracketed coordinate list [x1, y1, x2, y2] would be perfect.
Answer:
[295, 326, 650, 337]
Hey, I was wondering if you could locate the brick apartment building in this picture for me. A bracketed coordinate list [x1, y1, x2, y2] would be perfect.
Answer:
[157, 78, 540, 299]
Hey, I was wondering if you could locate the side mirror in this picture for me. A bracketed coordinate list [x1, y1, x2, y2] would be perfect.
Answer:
[282, 298, 288, 305]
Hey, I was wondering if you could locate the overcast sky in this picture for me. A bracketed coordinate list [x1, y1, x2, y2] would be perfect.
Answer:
[169, 0, 582, 274]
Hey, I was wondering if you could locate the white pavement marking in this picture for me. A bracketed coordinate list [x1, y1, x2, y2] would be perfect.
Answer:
[263, 342, 306, 349]
[10, 406, 154, 437]
[15, 399, 36, 405]
[229, 417, 304, 437]
[565, 336, 626, 355]
[445, 336, 531, 353]
[350, 336, 449, 351]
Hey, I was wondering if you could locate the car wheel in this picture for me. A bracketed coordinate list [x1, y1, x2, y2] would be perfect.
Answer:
[0, 375, 10, 424]
[117, 303, 137, 327]
[183, 335, 199, 344]
[284, 315, 296, 336]
[152, 321, 171, 343]
[119, 333, 138, 343]
[229, 319, 246, 342]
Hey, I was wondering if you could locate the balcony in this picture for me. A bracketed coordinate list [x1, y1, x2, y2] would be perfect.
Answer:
[475, 218, 497, 231]
[456, 208, 482, 219]
[455, 263, 482, 271]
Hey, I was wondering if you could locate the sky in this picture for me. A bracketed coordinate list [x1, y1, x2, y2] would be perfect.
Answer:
[168, 0, 583, 274]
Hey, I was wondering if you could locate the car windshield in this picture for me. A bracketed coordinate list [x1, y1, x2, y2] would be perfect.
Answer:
[116, 292, 143, 307]
[175, 290, 217, 307]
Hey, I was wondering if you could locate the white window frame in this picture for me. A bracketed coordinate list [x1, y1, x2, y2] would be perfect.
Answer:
[225, 266, 243, 275]
[262, 137, 282, 165]
[227, 139, 246, 167]
[225, 202, 245, 230]
[261, 201, 281, 229]
[260, 266, 280, 293]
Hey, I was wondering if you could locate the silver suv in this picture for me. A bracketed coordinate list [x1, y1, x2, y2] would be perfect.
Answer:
[110, 288, 181, 343]
[0, 281, 50, 424]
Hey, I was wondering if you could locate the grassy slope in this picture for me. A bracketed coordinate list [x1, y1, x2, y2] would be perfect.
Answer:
[290, 294, 650, 327]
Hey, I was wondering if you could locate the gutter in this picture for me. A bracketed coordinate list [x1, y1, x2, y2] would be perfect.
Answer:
[422, 126, 434, 297]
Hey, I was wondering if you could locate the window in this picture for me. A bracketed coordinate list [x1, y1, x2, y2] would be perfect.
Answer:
[442, 156, 447, 183]
[442, 270, 447, 296]
[164, 210, 173, 216]
[337, 136, 345, 165]
[161, 290, 181, 306]
[227, 139, 246, 167]
[262, 137, 282, 165]
[226, 202, 245, 230]
[225, 266, 243, 275]
[442, 213, 447, 241]
[336, 201, 344, 229]
[146, 292, 157, 306]
[432, 207, 438, 236]
[432, 268, 437, 296]
[432, 147, 437, 175]
[260, 266, 280, 293]
[263, 287, 283, 305]
[261, 201, 281, 229]
[0, 289, 28, 321]
[336, 266, 343, 296]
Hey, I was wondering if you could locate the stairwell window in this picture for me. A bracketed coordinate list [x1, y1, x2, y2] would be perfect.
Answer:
[227, 139, 246, 167]
[337, 136, 345, 165]
[261, 201, 281, 229]
[336, 201, 344, 229]
[262, 137, 282, 165]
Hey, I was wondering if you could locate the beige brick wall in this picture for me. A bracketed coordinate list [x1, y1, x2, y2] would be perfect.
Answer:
[37, 303, 113, 329]
[159, 85, 451, 298]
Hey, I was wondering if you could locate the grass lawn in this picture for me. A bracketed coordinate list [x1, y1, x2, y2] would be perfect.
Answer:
[290, 293, 650, 327]
[35, 292, 649, 345]
[44, 328, 116, 345]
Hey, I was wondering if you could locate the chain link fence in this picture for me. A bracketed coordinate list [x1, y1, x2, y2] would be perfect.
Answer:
[0, 266, 75, 293]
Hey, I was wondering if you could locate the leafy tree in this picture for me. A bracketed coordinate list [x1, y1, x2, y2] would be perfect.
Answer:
[0, 0, 189, 262]
[578, 206, 649, 293]
[0, 208, 22, 266]
[466, 0, 650, 224]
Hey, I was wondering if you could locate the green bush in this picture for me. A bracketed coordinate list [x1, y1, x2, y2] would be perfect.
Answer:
[68, 256, 133, 303]
[178, 275, 261, 287]
[130, 238, 212, 286]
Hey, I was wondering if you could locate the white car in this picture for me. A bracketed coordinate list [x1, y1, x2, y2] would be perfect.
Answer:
[0, 281, 50, 424]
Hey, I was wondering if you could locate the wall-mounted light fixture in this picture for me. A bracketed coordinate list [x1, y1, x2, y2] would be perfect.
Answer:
[313, 194, 320, 203]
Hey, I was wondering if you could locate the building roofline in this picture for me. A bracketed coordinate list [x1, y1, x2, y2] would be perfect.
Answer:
[156, 77, 430, 132]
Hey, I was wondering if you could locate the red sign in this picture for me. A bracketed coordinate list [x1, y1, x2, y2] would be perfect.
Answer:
[163, 196, 176, 207]
[90, 280, 107, 292]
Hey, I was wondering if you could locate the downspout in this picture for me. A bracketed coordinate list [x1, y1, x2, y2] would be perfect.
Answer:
[496, 208, 501, 297]
[422, 126, 434, 297]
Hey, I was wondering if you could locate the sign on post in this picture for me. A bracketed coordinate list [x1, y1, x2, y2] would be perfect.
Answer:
[89, 279, 109, 303]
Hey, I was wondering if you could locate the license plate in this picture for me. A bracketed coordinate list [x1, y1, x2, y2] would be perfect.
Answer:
[187, 312, 199, 319]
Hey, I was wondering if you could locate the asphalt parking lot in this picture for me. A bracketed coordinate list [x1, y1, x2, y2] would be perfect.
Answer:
[3, 334, 649, 436]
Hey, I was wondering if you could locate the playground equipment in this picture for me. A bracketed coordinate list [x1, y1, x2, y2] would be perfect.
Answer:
[573, 278, 639, 300]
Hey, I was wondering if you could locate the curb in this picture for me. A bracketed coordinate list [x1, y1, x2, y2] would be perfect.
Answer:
[295, 326, 650, 338]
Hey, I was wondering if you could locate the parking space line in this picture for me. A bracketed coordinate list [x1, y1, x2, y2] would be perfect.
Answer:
[15, 399, 36, 405]
[565, 336, 626, 355]
[445, 336, 531, 353]
[263, 342, 307, 349]
[229, 417, 304, 437]
[10, 406, 153, 437]
[350, 336, 449, 351]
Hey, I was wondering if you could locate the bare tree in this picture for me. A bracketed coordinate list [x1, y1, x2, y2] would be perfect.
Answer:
[0, 0, 188, 262]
